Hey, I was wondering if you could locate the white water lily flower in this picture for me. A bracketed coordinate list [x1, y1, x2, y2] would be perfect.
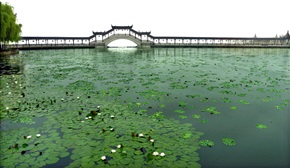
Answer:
[61, 98, 64, 101]
[150, 139, 155, 142]
[15, 81, 18, 84]
[81, 121, 84, 122]
[36, 134, 41, 137]
[97, 113, 101, 116]
[117, 144, 122, 148]
[85, 117, 89, 120]
[8, 92, 11, 95]
[138, 133, 144, 137]
[110, 115, 115, 118]
[160, 152, 165, 157]
[152, 151, 159, 156]
[110, 128, 114, 131]
[101, 156, 106, 160]
[77, 96, 80, 99]
[27, 135, 32, 139]
[6, 107, 9, 110]
[97, 106, 101, 109]
[88, 116, 92, 119]
[111, 149, 116, 153]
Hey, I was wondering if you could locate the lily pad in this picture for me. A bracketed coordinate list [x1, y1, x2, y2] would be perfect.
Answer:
[222, 138, 236, 146]
[178, 102, 187, 107]
[175, 110, 185, 114]
[201, 106, 220, 114]
[179, 115, 187, 119]
[199, 140, 214, 147]
[239, 100, 250, 105]
[192, 114, 201, 119]
[182, 132, 192, 139]
[230, 106, 237, 110]
[199, 119, 208, 123]
[256, 124, 267, 129]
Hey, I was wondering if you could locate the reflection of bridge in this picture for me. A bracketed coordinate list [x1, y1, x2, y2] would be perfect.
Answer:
[8, 25, 290, 49]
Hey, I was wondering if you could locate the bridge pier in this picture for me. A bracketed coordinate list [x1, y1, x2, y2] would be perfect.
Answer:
[95, 42, 106, 49]
[140, 42, 152, 48]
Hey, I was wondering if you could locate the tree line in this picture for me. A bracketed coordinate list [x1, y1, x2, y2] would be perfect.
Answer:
[0, 2, 22, 49]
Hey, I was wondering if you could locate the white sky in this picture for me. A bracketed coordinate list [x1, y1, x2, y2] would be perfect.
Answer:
[3, 0, 290, 38]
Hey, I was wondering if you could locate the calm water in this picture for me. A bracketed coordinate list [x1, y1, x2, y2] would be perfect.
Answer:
[1, 48, 289, 168]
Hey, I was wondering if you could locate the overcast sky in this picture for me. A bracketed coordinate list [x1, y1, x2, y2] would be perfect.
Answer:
[3, 0, 290, 38]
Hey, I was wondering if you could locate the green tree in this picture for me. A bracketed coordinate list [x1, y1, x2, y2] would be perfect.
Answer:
[0, 2, 22, 46]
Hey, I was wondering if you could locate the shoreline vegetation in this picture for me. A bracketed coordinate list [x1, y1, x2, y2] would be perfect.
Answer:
[0, 49, 19, 56]
[0, 2, 22, 56]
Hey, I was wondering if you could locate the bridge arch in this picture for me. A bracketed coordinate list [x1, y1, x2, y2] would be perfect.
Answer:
[103, 34, 142, 47]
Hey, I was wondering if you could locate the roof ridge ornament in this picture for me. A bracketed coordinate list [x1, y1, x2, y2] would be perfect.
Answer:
[111, 25, 133, 29]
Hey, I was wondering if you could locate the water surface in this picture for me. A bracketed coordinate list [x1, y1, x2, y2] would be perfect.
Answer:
[1, 48, 289, 168]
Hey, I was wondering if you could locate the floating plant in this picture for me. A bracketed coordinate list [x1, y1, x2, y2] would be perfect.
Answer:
[222, 138, 236, 146]
[199, 140, 214, 147]
[221, 97, 231, 103]
[192, 114, 201, 119]
[256, 124, 267, 129]
[200, 98, 209, 102]
[179, 115, 187, 119]
[275, 105, 284, 110]
[1, 48, 289, 167]
[262, 96, 273, 102]
[230, 106, 238, 110]
[178, 102, 187, 107]
[199, 119, 208, 123]
[239, 100, 250, 105]
[186, 94, 200, 99]
[201, 106, 220, 115]
[175, 110, 185, 114]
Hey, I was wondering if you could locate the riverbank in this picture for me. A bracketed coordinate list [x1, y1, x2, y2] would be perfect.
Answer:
[0, 49, 19, 56]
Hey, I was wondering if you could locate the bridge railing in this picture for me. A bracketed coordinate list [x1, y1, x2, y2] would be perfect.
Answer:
[7, 43, 94, 49]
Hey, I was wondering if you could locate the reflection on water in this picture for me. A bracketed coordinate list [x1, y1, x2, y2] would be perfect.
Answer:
[0, 55, 23, 75]
[0, 48, 289, 168]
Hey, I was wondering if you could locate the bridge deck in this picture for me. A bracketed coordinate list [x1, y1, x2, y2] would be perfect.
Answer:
[8, 44, 94, 50]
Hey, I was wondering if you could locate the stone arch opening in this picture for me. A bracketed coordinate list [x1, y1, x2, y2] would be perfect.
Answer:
[107, 39, 138, 48]
[103, 34, 142, 47]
